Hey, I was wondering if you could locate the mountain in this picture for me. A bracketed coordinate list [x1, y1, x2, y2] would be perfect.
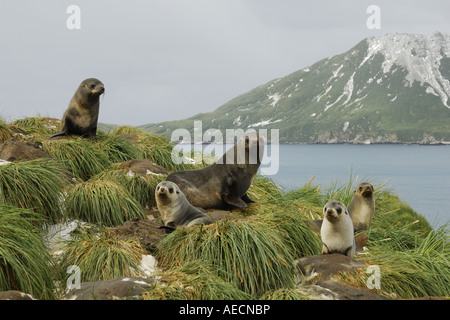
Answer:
[140, 32, 450, 144]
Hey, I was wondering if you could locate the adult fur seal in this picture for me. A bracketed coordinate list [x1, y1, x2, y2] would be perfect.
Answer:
[166, 132, 264, 209]
[50, 78, 104, 140]
[155, 181, 213, 228]
[347, 182, 375, 232]
[321, 201, 356, 258]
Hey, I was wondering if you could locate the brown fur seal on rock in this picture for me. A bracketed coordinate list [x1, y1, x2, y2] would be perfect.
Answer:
[321, 201, 356, 258]
[155, 181, 213, 229]
[50, 78, 104, 140]
[166, 132, 264, 210]
[347, 182, 375, 232]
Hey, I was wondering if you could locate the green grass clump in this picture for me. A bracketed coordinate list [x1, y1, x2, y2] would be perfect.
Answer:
[0, 205, 56, 299]
[95, 134, 141, 163]
[260, 287, 315, 300]
[156, 219, 296, 298]
[340, 226, 449, 299]
[0, 158, 70, 223]
[94, 166, 166, 207]
[10, 117, 59, 138]
[59, 231, 145, 283]
[142, 261, 251, 300]
[41, 139, 112, 180]
[64, 179, 146, 227]
[0, 118, 13, 142]
[110, 126, 196, 172]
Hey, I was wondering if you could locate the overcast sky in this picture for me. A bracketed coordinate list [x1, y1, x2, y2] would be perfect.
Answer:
[0, 0, 449, 126]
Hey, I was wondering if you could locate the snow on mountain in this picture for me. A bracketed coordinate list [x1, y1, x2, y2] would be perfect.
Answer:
[361, 32, 450, 107]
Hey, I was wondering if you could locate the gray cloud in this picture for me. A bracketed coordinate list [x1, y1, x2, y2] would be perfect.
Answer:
[0, 0, 449, 126]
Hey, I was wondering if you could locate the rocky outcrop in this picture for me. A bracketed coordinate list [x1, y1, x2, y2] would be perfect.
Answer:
[62, 277, 157, 300]
[0, 290, 36, 300]
[295, 253, 389, 300]
[118, 158, 168, 176]
[107, 218, 167, 253]
[0, 138, 49, 161]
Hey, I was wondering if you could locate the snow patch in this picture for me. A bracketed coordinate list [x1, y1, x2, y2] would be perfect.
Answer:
[363, 33, 450, 107]
[267, 93, 281, 107]
[343, 121, 349, 132]
[248, 119, 282, 128]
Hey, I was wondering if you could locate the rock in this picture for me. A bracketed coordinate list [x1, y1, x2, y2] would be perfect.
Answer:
[207, 210, 243, 221]
[0, 138, 49, 161]
[295, 253, 390, 300]
[296, 253, 367, 281]
[107, 218, 167, 253]
[315, 279, 389, 300]
[0, 290, 36, 300]
[118, 159, 168, 176]
[62, 277, 156, 300]
[354, 233, 369, 252]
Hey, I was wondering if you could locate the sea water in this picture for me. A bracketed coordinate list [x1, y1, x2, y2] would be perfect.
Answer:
[269, 144, 450, 229]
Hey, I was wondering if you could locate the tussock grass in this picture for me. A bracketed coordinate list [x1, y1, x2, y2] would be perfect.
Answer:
[0, 118, 13, 142]
[59, 231, 145, 282]
[256, 210, 322, 258]
[10, 117, 59, 138]
[0, 205, 56, 299]
[246, 175, 284, 206]
[0, 158, 70, 223]
[41, 139, 111, 180]
[156, 219, 297, 298]
[110, 126, 196, 172]
[64, 179, 146, 227]
[340, 226, 449, 299]
[95, 134, 141, 163]
[142, 261, 251, 300]
[94, 166, 166, 207]
[260, 288, 314, 300]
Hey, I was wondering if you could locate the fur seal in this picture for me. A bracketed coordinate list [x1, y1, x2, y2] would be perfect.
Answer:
[155, 181, 213, 228]
[321, 201, 356, 258]
[347, 182, 375, 232]
[166, 132, 264, 210]
[50, 78, 104, 140]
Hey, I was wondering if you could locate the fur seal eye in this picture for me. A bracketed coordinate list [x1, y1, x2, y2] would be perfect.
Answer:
[168, 188, 174, 193]
[337, 208, 342, 214]
[324, 207, 327, 212]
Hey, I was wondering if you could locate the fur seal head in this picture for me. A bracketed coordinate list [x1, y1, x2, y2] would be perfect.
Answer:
[321, 201, 356, 258]
[155, 181, 213, 228]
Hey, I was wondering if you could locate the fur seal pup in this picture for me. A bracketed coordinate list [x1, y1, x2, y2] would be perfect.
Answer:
[50, 78, 105, 140]
[347, 182, 375, 232]
[155, 181, 213, 228]
[321, 201, 356, 258]
[166, 132, 264, 210]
